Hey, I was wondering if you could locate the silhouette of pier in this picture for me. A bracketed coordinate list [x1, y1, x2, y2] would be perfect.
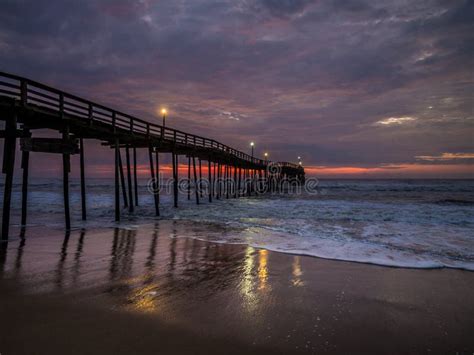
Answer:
[0, 71, 305, 239]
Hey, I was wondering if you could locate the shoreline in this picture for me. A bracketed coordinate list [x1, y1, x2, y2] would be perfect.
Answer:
[4, 220, 474, 272]
[1, 223, 473, 354]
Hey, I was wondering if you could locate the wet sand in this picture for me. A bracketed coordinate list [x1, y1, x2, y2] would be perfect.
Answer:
[0, 221, 473, 354]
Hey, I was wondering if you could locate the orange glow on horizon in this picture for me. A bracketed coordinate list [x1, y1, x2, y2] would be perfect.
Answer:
[27, 160, 473, 179]
[304, 164, 474, 178]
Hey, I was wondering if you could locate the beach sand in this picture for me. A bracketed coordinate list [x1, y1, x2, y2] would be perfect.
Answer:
[0, 221, 473, 354]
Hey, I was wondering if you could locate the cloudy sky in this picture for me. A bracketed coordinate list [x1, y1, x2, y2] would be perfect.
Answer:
[1, 0, 473, 177]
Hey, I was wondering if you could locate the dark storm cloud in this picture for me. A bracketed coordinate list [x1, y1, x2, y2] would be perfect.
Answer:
[0, 0, 473, 171]
[253, 0, 316, 17]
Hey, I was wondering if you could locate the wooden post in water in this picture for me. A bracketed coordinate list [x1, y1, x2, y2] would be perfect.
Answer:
[225, 165, 230, 199]
[264, 165, 268, 193]
[208, 159, 212, 203]
[251, 169, 255, 195]
[79, 138, 87, 220]
[21, 128, 31, 226]
[199, 158, 203, 198]
[213, 162, 217, 199]
[217, 162, 221, 199]
[118, 149, 128, 207]
[62, 126, 71, 230]
[222, 164, 226, 198]
[233, 165, 238, 198]
[133, 146, 138, 206]
[257, 169, 261, 194]
[148, 145, 159, 216]
[114, 139, 120, 221]
[247, 168, 251, 197]
[193, 156, 199, 205]
[238, 166, 242, 197]
[155, 149, 160, 205]
[1, 113, 17, 240]
[125, 145, 134, 213]
[172, 152, 178, 208]
[187, 156, 191, 200]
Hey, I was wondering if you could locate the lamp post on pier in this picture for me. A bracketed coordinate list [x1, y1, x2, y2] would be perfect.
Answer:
[161, 108, 167, 128]
[250, 142, 254, 158]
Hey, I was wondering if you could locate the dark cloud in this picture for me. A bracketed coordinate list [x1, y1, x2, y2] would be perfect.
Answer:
[0, 0, 472, 171]
[258, 0, 316, 17]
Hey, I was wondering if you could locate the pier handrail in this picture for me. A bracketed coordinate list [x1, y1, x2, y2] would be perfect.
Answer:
[0, 71, 302, 168]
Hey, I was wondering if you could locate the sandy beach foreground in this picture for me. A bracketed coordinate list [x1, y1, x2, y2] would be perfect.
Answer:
[0, 221, 473, 354]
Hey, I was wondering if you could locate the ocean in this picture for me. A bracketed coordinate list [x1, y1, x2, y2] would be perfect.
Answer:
[2, 178, 474, 270]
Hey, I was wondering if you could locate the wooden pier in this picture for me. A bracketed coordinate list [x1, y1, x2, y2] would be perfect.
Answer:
[0, 71, 305, 239]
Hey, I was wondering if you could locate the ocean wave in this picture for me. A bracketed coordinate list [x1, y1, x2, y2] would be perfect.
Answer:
[434, 199, 474, 206]
[4, 179, 474, 271]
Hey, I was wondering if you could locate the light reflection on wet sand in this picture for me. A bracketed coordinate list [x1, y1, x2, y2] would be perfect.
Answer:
[1, 221, 474, 354]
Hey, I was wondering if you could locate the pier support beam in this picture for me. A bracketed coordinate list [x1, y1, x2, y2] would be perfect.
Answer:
[172, 152, 178, 208]
[247, 169, 251, 197]
[1, 114, 17, 240]
[118, 148, 128, 207]
[148, 145, 159, 216]
[187, 156, 191, 201]
[125, 145, 134, 213]
[225, 165, 229, 199]
[62, 127, 71, 230]
[114, 139, 120, 222]
[213, 162, 217, 199]
[133, 146, 138, 206]
[208, 159, 212, 203]
[155, 149, 160, 206]
[193, 156, 199, 205]
[238, 167, 242, 197]
[199, 159, 203, 198]
[21, 128, 31, 226]
[79, 138, 86, 220]
[233, 165, 237, 198]
[217, 163, 221, 199]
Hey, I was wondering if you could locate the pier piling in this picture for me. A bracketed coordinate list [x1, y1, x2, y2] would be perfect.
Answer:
[133, 146, 138, 206]
[21, 128, 31, 226]
[0, 71, 304, 239]
[193, 156, 199, 205]
[125, 145, 134, 213]
[118, 148, 128, 208]
[1, 114, 17, 240]
[79, 138, 86, 220]
[114, 139, 120, 222]
[62, 126, 71, 230]
[148, 145, 159, 216]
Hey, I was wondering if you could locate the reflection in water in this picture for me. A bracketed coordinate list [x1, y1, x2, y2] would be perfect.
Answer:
[129, 283, 160, 314]
[14, 233, 26, 276]
[109, 228, 136, 282]
[72, 229, 86, 285]
[240, 246, 256, 310]
[0, 223, 280, 318]
[292, 256, 304, 287]
[258, 249, 269, 290]
[0, 241, 7, 277]
[240, 247, 273, 314]
[168, 221, 177, 276]
[14, 228, 27, 276]
[241, 247, 255, 294]
[145, 223, 159, 280]
[55, 231, 71, 290]
[130, 224, 161, 314]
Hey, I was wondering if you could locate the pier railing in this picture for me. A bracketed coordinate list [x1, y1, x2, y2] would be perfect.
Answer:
[0, 71, 302, 168]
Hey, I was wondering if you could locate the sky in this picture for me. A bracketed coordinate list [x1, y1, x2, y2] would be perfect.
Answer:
[0, 0, 473, 178]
